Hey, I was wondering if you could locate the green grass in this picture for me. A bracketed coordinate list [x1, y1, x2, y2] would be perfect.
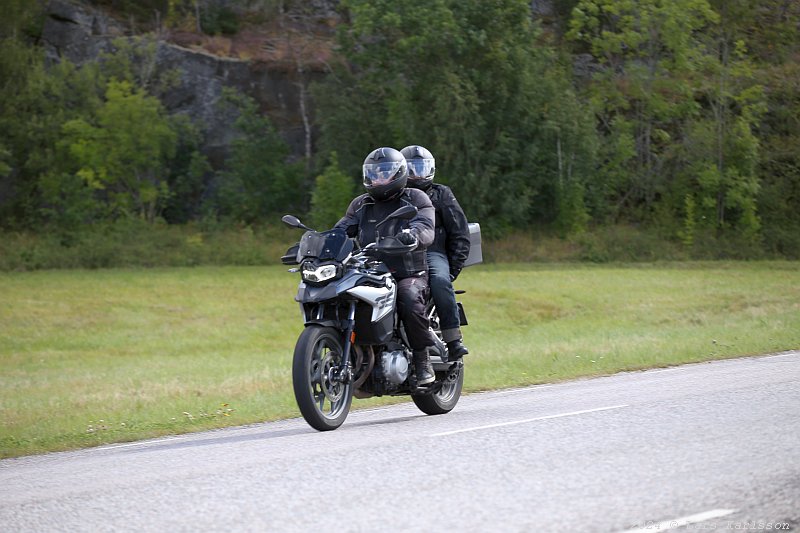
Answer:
[1, 262, 799, 458]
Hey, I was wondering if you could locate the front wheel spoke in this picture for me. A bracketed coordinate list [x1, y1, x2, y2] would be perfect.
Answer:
[312, 384, 323, 404]
[310, 360, 321, 382]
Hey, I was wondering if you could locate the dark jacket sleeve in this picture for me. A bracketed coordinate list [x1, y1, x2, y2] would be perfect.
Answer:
[333, 194, 367, 238]
[406, 189, 435, 249]
[439, 185, 471, 272]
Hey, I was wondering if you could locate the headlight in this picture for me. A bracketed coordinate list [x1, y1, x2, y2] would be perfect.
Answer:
[302, 264, 338, 283]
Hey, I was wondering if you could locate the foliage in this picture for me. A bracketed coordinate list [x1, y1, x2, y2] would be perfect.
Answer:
[162, 115, 213, 224]
[163, 0, 241, 35]
[0, 220, 298, 271]
[5, 221, 786, 272]
[0, 31, 209, 229]
[62, 80, 178, 222]
[200, 4, 240, 35]
[212, 90, 306, 223]
[100, 36, 181, 98]
[1, 46, 104, 229]
[747, 1, 800, 258]
[568, 0, 718, 222]
[309, 153, 356, 231]
[564, 0, 796, 252]
[1, 0, 800, 260]
[682, 1, 766, 239]
[315, 0, 598, 235]
[87, 0, 169, 29]
[0, 0, 44, 40]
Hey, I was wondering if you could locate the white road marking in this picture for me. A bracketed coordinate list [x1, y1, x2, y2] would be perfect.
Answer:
[640, 368, 680, 374]
[620, 509, 737, 532]
[761, 351, 798, 360]
[430, 404, 629, 437]
[95, 436, 188, 450]
[483, 384, 559, 396]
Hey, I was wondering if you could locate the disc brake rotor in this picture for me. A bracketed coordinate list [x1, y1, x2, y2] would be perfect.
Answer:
[319, 350, 344, 403]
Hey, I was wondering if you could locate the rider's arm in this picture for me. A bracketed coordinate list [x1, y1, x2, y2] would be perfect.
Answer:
[333, 195, 367, 238]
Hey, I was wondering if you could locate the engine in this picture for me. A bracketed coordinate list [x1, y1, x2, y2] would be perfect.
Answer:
[381, 349, 410, 385]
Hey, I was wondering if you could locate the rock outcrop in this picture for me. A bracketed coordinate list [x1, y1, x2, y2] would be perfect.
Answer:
[41, 0, 324, 165]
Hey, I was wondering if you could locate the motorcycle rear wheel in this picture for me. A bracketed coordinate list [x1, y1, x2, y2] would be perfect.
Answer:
[292, 326, 353, 431]
[412, 364, 464, 415]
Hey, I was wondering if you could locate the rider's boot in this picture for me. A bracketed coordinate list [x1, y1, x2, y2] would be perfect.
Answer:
[413, 349, 436, 386]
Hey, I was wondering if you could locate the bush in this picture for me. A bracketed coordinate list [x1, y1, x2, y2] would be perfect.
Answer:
[309, 153, 355, 231]
[1, 223, 789, 272]
[688, 230, 767, 260]
[573, 226, 687, 263]
[0, 221, 298, 271]
[200, 6, 240, 36]
[483, 226, 689, 264]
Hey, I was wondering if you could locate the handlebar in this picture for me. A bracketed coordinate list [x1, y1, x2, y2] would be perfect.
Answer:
[344, 237, 415, 270]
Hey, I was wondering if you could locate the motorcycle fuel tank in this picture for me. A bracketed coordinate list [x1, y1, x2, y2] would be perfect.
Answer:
[345, 277, 396, 322]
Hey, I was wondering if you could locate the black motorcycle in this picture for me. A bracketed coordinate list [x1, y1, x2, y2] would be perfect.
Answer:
[281, 206, 469, 431]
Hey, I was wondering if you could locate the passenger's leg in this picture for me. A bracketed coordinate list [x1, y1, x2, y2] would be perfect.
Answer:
[427, 251, 469, 358]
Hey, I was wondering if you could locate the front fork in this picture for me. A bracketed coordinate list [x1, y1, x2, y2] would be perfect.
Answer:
[332, 300, 357, 384]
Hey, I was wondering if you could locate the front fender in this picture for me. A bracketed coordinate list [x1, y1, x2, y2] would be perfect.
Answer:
[304, 319, 339, 328]
[295, 282, 338, 303]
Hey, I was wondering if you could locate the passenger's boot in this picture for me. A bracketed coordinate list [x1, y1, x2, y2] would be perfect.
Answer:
[446, 339, 469, 360]
[443, 328, 469, 360]
[413, 349, 436, 386]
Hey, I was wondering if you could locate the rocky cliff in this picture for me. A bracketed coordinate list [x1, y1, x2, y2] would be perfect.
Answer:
[41, 0, 334, 165]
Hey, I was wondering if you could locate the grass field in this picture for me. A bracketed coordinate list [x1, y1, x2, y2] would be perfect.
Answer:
[1, 262, 798, 458]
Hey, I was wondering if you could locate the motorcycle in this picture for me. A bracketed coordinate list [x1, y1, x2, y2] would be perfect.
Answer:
[281, 206, 469, 431]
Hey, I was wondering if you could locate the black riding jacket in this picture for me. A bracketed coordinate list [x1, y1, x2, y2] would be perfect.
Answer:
[422, 183, 471, 276]
[334, 188, 435, 279]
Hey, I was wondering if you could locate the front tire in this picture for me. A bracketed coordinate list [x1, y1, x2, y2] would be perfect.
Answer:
[412, 364, 464, 415]
[292, 326, 353, 431]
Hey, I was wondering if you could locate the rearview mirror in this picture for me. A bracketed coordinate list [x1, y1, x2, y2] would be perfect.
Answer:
[282, 215, 313, 231]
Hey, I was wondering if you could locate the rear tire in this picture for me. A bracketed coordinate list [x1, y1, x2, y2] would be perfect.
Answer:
[412, 364, 464, 415]
[292, 326, 353, 431]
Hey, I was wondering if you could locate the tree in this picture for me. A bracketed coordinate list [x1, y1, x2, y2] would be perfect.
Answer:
[568, 0, 718, 221]
[315, 0, 596, 234]
[1, 49, 104, 229]
[62, 80, 178, 222]
[162, 115, 212, 224]
[309, 152, 356, 230]
[100, 36, 180, 99]
[213, 89, 305, 223]
[745, 0, 800, 256]
[682, 38, 765, 238]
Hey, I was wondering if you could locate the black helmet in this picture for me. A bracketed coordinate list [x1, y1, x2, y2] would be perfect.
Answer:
[400, 145, 435, 190]
[362, 147, 408, 201]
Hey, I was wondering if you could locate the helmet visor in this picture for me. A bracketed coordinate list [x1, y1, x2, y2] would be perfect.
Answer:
[363, 161, 405, 186]
[407, 159, 434, 179]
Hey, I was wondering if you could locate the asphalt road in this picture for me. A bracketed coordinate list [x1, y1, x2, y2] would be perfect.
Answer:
[1, 351, 798, 532]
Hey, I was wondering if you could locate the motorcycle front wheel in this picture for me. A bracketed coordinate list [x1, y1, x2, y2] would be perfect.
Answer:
[412, 364, 464, 415]
[292, 325, 353, 431]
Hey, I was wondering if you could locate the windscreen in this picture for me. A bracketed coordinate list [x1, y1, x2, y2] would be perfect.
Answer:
[297, 228, 353, 261]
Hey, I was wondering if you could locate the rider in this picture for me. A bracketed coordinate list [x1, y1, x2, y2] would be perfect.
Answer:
[334, 147, 439, 385]
[401, 145, 471, 360]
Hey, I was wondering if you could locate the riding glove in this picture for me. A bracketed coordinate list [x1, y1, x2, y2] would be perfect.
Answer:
[396, 229, 418, 247]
